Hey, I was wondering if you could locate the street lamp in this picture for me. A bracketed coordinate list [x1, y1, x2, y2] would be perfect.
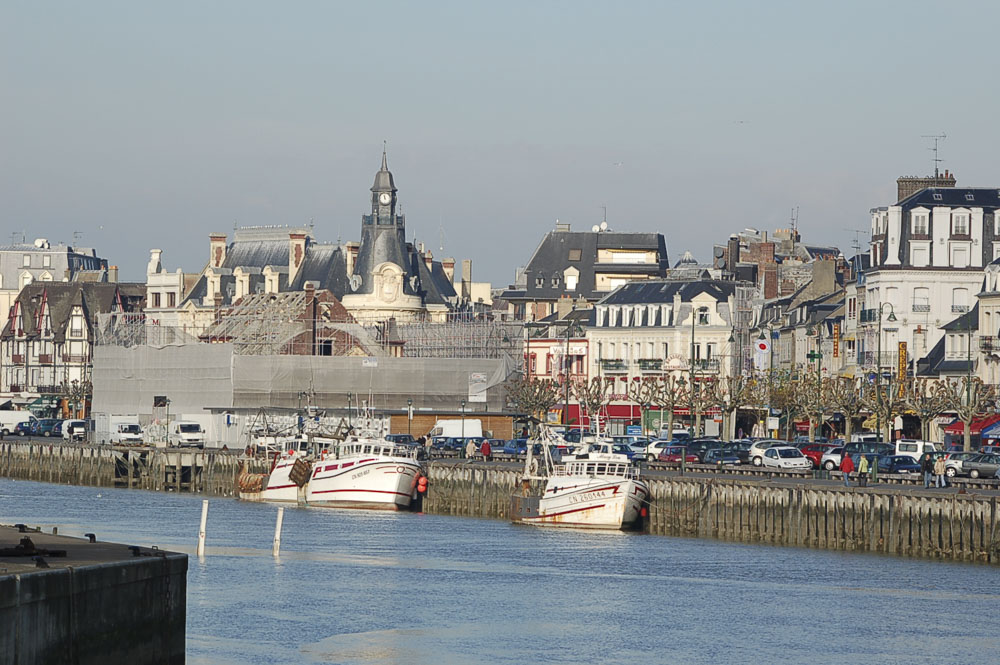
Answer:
[347, 391, 353, 428]
[758, 325, 776, 436]
[689, 305, 697, 437]
[461, 399, 466, 440]
[876, 302, 897, 441]
[807, 323, 824, 441]
[407, 398, 413, 437]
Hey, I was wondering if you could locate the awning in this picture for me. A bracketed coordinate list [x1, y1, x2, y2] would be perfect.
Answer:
[28, 396, 61, 408]
[944, 414, 1000, 436]
[980, 419, 1000, 440]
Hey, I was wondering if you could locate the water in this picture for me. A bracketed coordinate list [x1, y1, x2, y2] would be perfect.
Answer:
[3, 478, 998, 665]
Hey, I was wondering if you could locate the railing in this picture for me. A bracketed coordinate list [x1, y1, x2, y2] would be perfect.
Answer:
[693, 359, 720, 372]
[600, 359, 627, 372]
[911, 303, 930, 313]
[637, 359, 662, 372]
[859, 309, 877, 323]
[36, 385, 60, 395]
[9, 384, 22, 392]
[981, 336, 998, 352]
[952, 305, 969, 314]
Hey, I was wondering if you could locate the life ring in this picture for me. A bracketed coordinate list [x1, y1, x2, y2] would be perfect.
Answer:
[528, 458, 539, 475]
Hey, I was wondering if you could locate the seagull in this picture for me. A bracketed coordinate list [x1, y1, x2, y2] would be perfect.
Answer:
[734, 120, 748, 125]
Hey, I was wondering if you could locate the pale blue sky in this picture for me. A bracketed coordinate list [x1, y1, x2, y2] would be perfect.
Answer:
[2, 1, 998, 284]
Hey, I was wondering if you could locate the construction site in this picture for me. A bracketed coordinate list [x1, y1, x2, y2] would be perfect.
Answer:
[91, 306, 524, 446]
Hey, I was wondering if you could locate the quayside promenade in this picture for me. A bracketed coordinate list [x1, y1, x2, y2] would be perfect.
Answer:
[3, 440, 1000, 564]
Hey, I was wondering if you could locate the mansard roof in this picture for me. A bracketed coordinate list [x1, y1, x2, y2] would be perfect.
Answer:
[1, 282, 145, 342]
[897, 187, 1000, 209]
[598, 278, 736, 305]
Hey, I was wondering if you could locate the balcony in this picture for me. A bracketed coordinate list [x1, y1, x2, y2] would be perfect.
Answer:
[911, 302, 930, 313]
[62, 354, 88, 363]
[859, 309, 877, 323]
[952, 305, 969, 314]
[600, 359, 628, 372]
[637, 359, 663, 372]
[982, 336, 998, 353]
[38, 354, 53, 364]
[692, 359, 720, 373]
[36, 385, 60, 395]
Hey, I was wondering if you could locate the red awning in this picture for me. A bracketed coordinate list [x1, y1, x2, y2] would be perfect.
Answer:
[943, 414, 1000, 435]
[794, 420, 810, 433]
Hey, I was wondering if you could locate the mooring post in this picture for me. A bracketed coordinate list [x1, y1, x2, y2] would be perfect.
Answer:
[197, 499, 209, 557]
[272, 506, 285, 557]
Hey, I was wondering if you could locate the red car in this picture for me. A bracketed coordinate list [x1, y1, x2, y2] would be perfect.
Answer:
[657, 445, 698, 464]
[799, 443, 837, 468]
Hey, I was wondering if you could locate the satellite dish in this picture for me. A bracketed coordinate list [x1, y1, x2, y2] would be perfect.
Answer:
[600, 221, 608, 231]
[592, 225, 600, 233]
[713, 247, 725, 258]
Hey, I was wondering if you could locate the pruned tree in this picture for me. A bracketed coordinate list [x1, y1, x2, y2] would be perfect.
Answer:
[649, 375, 689, 441]
[504, 374, 561, 435]
[572, 376, 613, 434]
[860, 379, 907, 443]
[824, 376, 864, 443]
[708, 375, 757, 440]
[60, 379, 92, 419]
[936, 377, 996, 451]
[689, 377, 716, 437]
[768, 373, 801, 440]
[626, 377, 660, 436]
[789, 376, 825, 442]
[902, 378, 948, 442]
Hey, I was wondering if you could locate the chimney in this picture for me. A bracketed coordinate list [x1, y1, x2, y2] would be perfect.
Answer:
[289, 232, 307, 282]
[305, 282, 317, 355]
[147, 249, 162, 276]
[810, 259, 837, 297]
[461, 258, 472, 295]
[423, 249, 434, 270]
[556, 296, 574, 321]
[442, 257, 455, 283]
[108, 265, 118, 283]
[344, 242, 359, 276]
[209, 233, 227, 268]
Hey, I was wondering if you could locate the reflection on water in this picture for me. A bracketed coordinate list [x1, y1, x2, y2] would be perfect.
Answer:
[4, 478, 999, 665]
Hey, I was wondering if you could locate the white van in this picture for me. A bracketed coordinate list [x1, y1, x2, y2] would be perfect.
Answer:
[62, 419, 89, 442]
[427, 419, 483, 439]
[169, 421, 206, 448]
[851, 432, 881, 443]
[0, 410, 35, 436]
[895, 439, 941, 462]
[110, 422, 144, 444]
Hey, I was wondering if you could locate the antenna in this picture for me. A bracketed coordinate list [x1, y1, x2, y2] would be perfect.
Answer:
[73, 231, 83, 244]
[601, 205, 607, 224]
[439, 221, 445, 252]
[844, 228, 870, 255]
[921, 133, 947, 177]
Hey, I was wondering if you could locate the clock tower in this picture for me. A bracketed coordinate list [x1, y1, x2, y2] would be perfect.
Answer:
[341, 148, 425, 319]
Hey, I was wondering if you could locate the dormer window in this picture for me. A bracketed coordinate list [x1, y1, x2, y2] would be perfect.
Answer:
[568, 249, 582, 261]
[952, 213, 969, 236]
[697, 307, 709, 325]
[535, 276, 544, 287]
[551, 276, 560, 287]
[42, 255, 51, 268]
[933, 193, 943, 201]
[965, 193, 975, 201]
[22, 255, 30, 267]
[911, 213, 928, 236]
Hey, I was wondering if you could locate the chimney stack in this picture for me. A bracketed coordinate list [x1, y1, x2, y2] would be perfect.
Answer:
[209, 233, 227, 268]
[288, 232, 308, 282]
[442, 258, 455, 283]
[108, 265, 119, 283]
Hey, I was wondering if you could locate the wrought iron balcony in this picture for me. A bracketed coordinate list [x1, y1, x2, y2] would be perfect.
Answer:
[600, 359, 628, 372]
[37, 385, 60, 395]
[692, 359, 720, 373]
[637, 359, 662, 372]
[952, 305, 969, 314]
[981, 336, 998, 353]
[911, 303, 930, 313]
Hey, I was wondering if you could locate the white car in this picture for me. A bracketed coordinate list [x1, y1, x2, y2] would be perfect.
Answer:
[749, 439, 789, 466]
[821, 446, 844, 471]
[643, 440, 680, 461]
[760, 446, 812, 470]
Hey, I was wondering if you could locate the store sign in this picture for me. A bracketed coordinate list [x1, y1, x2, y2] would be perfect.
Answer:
[832, 323, 840, 358]
[897, 341, 907, 398]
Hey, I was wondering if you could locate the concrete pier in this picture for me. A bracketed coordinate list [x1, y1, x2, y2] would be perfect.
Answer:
[0, 525, 186, 665]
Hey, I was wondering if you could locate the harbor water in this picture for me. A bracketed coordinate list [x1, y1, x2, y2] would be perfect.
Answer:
[3, 478, 998, 665]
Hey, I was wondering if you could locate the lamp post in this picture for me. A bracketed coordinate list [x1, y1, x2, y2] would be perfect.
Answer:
[689, 305, 697, 437]
[875, 302, 897, 442]
[563, 307, 576, 429]
[461, 399, 466, 440]
[347, 391, 353, 428]
[807, 323, 823, 441]
[407, 398, 413, 437]
[758, 325, 775, 437]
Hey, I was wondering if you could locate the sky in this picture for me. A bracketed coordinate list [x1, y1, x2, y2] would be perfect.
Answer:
[3, 1, 999, 286]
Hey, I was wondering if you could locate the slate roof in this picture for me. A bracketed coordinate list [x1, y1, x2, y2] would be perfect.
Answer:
[2, 283, 145, 342]
[289, 244, 350, 297]
[515, 230, 668, 301]
[897, 187, 1000, 209]
[598, 279, 736, 305]
[942, 303, 978, 332]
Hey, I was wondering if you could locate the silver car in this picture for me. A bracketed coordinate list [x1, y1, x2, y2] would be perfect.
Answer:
[821, 446, 844, 471]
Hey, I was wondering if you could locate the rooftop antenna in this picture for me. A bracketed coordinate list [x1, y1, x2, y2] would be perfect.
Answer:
[921, 133, 947, 177]
[790, 206, 799, 257]
[601, 205, 607, 224]
[844, 228, 870, 255]
[439, 219, 445, 251]
[73, 231, 83, 244]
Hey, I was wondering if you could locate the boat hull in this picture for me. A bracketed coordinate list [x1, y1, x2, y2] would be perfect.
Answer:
[512, 477, 648, 530]
[305, 457, 422, 510]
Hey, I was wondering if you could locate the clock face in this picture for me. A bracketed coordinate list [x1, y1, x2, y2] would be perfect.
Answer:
[378, 192, 391, 205]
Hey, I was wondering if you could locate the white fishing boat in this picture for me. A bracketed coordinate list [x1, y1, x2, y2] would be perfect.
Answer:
[237, 437, 312, 503]
[304, 434, 423, 510]
[511, 427, 648, 530]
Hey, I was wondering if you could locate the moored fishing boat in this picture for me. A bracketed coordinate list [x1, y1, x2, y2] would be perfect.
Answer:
[304, 435, 423, 510]
[511, 427, 648, 530]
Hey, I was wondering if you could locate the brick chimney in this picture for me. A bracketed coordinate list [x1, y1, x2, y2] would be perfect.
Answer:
[209, 233, 227, 268]
[289, 232, 307, 282]
[423, 249, 434, 270]
[345, 242, 360, 276]
[108, 265, 118, 283]
[442, 257, 455, 283]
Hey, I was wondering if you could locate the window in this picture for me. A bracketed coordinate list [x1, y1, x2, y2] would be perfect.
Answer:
[535, 276, 544, 287]
[933, 193, 943, 201]
[848, 297, 857, 319]
[912, 214, 928, 235]
[911, 245, 929, 267]
[42, 254, 51, 268]
[167, 292, 176, 307]
[965, 193, 975, 202]
[22, 255, 30, 267]
[568, 249, 582, 261]
[912, 287, 929, 312]
[152, 293, 161, 308]
[952, 288, 969, 312]
[551, 276, 560, 287]
[565, 272, 578, 291]
[697, 307, 709, 325]
[951, 245, 969, 268]
[953, 213, 969, 236]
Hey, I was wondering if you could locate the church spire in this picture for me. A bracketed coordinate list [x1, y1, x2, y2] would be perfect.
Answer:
[381, 140, 388, 171]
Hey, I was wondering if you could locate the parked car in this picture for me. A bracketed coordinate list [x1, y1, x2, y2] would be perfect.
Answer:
[643, 440, 676, 461]
[503, 438, 528, 455]
[895, 439, 941, 462]
[799, 443, 837, 468]
[876, 455, 922, 475]
[842, 441, 893, 460]
[61, 419, 89, 442]
[960, 453, 1000, 479]
[704, 447, 741, 465]
[726, 440, 754, 464]
[612, 443, 637, 460]
[686, 439, 724, 462]
[943, 451, 979, 478]
[32, 418, 62, 437]
[980, 444, 1000, 455]
[657, 446, 698, 464]
[821, 446, 844, 471]
[760, 446, 811, 470]
[749, 439, 789, 466]
[15, 420, 34, 436]
[385, 434, 418, 447]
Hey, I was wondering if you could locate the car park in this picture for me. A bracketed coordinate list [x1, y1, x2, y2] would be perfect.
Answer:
[895, 439, 941, 462]
[749, 439, 789, 466]
[32, 418, 63, 437]
[760, 446, 811, 470]
[821, 446, 844, 471]
[726, 440, 753, 464]
[876, 455, 921, 475]
[959, 453, 1000, 479]
[686, 439, 724, 462]
[657, 446, 698, 464]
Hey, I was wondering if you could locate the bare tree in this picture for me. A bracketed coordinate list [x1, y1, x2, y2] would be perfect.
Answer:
[60, 379, 92, 419]
[937, 377, 996, 451]
[626, 377, 660, 437]
[789, 376, 825, 442]
[860, 379, 907, 443]
[689, 377, 716, 437]
[649, 375, 689, 441]
[504, 374, 561, 434]
[824, 377, 864, 443]
[572, 376, 613, 435]
[902, 378, 948, 442]
[707, 375, 756, 440]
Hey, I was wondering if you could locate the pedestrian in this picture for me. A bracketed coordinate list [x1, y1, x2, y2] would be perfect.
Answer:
[840, 452, 855, 487]
[481, 439, 492, 462]
[857, 454, 869, 487]
[921, 453, 934, 489]
[934, 455, 947, 488]
[465, 438, 476, 461]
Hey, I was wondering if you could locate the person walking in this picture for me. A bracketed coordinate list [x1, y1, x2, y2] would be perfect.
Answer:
[921, 453, 934, 489]
[481, 439, 492, 462]
[465, 438, 477, 461]
[840, 453, 855, 487]
[857, 454, 869, 487]
[934, 455, 947, 488]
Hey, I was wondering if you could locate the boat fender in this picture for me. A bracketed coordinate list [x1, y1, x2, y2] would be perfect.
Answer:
[417, 475, 428, 494]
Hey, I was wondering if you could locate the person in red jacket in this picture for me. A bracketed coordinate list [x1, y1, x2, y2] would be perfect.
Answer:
[481, 439, 492, 462]
[840, 453, 855, 487]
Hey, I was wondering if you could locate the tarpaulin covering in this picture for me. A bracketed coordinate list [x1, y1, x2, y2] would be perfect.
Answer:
[943, 414, 1000, 435]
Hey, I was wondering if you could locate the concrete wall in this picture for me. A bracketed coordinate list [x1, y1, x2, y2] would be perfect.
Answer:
[0, 555, 186, 665]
